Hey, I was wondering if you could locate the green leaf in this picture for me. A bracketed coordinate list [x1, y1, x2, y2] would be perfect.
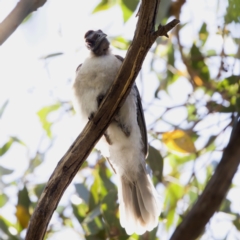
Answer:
[164, 183, 184, 229]
[40, 52, 64, 60]
[166, 209, 175, 229]
[199, 22, 208, 46]
[84, 205, 101, 223]
[31, 153, 43, 168]
[140, 226, 158, 239]
[155, 0, 172, 25]
[0, 216, 18, 240]
[37, 103, 61, 138]
[120, 0, 139, 22]
[233, 214, 240, 231]
[89, 171, 101, 210]
[18, 186, 31, 209]
[92, 0, 117, 13]
[100, 190, 126, 237]
[0, 193, 8, 208]
[0, 139, 14, 157]
[203, 135, 217, 150]
[225, 0, 240, 23]
[220, 199, 231, 213]
[34, 184, 45, 198]
[168, 153, 195, 166]
[99, 162, 115, 191]
[164, 182, 184, 211]
[82, 206, 104, 236]
[22, 13, 32, 24]
[0, 137, 24, 156]
[72, 203, 88, 223]
[122, 0, 139, 12]
[206, 49, 216, 56]
[120, 2, 133, 22]
[0, 166, 14, 175]
[146, 146, 163, 182]
[75, 183, 90, 203]
[187, 104, 198, 122]
[166, 43, 175, 83]
[190, 43, 210, 82]
[0, 100, 9, 118]
[226, 75, 240, 85]
[188, 188, 198, 203]
[111, 36, 130, 50]
[206, 101, 237, 113]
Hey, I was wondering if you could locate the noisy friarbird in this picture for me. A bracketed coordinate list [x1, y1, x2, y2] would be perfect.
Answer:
[72, 30, 160, 235]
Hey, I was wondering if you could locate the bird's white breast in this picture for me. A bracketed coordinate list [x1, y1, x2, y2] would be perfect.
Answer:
[76, 54, 121, 89]
[72, 53, 122, 122]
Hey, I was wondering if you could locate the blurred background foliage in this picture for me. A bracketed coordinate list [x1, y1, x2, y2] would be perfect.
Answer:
[0, 0, 240, 239]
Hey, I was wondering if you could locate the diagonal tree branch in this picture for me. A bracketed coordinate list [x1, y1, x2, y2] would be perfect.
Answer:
[0, 0, 47, 46]
[25, 1, 179, 239]
[170, 116, 240, 240]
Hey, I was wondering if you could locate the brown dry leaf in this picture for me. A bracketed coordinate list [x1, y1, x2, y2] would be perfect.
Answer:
[162, 130, 196, 154]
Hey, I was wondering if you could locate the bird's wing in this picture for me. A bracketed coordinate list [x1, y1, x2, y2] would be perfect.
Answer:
[114, 55, 148, 157]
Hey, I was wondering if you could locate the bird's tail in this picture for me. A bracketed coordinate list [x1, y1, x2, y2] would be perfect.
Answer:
[118, 166, 161, 235]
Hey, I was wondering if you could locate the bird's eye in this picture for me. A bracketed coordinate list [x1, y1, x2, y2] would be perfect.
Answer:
[84, 30, 94, 38]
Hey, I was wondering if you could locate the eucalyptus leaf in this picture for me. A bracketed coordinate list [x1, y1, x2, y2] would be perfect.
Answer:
[225, 0, 240, 23]
[82, 206, 104, 236]
[18, 186, 31, 209]
[146, 146, 163, 182]
[0, 216, 18, 240]
[199, 22, 208, 46]
[0, 193, 8, 207]
[0, 166, 14, 175]
[92, 0, 117, 13]
[37, 103, 61, 138]
[75, 183, 90, 203]
[40, 52, 64, 60]
[190, 43, 210, 82]
[0, 100, 9, 118]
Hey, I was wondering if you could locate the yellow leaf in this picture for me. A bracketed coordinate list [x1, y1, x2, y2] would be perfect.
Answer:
[162, 130, 196, 154]
[193, 75, 203, 86]
[16, 204, 30, 229]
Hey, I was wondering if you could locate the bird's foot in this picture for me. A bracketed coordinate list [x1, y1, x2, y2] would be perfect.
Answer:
[88, 112, 95, 120]
[104, 132, 112, 145]
[97, 94, 105, 107]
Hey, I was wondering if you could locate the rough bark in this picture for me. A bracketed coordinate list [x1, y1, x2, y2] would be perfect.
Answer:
[25, 1, 179, 239]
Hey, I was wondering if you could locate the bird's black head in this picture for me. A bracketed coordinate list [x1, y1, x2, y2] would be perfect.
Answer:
[84, 30, 110, 56]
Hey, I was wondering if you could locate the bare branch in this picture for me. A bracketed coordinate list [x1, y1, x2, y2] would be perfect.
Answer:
[170, 117, 240, 240]
[153, 19, 180, 39]
[0, 0, 47, 46]
[25, 0, 179, 239]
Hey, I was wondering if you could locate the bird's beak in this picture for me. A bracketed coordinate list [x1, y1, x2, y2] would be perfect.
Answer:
[93, 33, 107, 50]
[85, 32, 107, 51]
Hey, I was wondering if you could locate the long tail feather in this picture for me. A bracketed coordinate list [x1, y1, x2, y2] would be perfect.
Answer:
[118, 166, 161, 235]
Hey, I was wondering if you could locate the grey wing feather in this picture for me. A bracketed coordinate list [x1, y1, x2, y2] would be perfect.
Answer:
[114, 55, 148, 157]
[134, 85, 148, 157]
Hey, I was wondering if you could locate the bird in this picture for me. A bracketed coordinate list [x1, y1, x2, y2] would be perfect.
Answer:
[72, 29, 161, 235]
